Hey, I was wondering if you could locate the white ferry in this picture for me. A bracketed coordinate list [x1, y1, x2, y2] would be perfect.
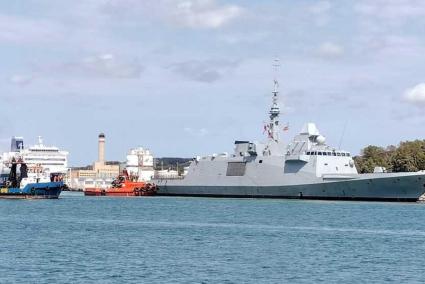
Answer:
[1, 136, 69, 175]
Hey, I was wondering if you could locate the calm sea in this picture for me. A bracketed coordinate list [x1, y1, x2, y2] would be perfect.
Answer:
[1, 192, 425, 283]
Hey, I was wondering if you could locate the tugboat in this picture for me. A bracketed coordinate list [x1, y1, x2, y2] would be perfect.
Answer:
[0, 158, 65, 199]
[84, 170, 157, 196]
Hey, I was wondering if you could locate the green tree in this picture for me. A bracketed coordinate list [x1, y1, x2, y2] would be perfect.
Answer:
[355, 145, 390, 173]
[355, 140, 425, 173]
[391, 140, 425, 172]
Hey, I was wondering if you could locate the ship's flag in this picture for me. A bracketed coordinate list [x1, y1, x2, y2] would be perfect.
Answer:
[263, 123, 270, 134]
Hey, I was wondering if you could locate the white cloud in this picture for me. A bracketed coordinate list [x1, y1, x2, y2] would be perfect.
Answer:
[307, 1, 332, 26]
[355, 0, 425, 21]
[169, 59, 239, 83]
[354, 0, 425, 33]
[184, 127, 209, 136]
[81, 54, 143, 78]
[97, 0, 243, 29]
[0, 14, 64, 44]
[363, 35, 422, 57]
[404, 83, 425, 106]
[19, 53, 143, 82]
[9, 74, 33, 86]
[317, 42, 344, 58]
[171, 0, 242, 28]
[309, 1, 331, 15]
[218, 31, 270, 45]
[60, 53, 144, 79]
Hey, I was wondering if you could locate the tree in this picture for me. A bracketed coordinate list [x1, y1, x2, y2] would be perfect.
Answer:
[354, 145, 390, 173]
[391, 140, 425, 172]
[355, 140, 425, 173]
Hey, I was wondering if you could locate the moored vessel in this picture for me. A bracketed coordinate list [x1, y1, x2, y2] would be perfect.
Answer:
[0, 158, 64, 199]
[84, 171, 157, 196]
[154, 69, 425, 201]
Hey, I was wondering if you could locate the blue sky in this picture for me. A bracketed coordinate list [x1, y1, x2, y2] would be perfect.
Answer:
[1, 0, 424, 166]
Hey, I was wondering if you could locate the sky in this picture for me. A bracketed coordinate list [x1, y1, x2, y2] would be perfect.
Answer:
[1, 0, 425, 166]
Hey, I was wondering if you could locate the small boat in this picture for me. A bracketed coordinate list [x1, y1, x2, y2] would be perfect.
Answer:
[84, 171, 157, 197]
[0, 158, 65, 199]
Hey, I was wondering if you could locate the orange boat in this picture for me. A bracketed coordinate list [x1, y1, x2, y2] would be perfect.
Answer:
[84, 171, 157, 197]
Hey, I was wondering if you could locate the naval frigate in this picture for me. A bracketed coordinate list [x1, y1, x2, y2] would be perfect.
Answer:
[155, 77, 425, 201]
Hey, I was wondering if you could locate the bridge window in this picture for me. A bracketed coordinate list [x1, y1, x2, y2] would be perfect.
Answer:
[337, 153, 341, 156]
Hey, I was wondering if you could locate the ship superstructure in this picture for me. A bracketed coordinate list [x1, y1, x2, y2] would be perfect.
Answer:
[1, 136, 69, 175]
[155, 71, 425, 201]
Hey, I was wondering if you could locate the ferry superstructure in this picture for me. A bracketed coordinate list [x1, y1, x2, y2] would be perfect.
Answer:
[155, 73, 425, 201]
[1, 136, 69, 175]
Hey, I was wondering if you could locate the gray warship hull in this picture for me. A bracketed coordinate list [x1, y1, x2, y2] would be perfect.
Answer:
[156, 172, 425, 201]
[155, 75, 425, 202]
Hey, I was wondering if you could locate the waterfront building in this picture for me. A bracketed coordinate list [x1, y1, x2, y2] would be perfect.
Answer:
[69, 133, 119, 190]
[126, 147, 155, 181]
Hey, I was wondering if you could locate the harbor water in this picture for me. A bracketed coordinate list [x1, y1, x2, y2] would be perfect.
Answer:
[1, 192, 425, 283]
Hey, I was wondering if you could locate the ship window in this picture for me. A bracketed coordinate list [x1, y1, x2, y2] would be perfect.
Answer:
[259, 160, 263, 163]
[226, 162, 246, 176]
[318, 152, 322, 155]
[313, 151, 317, 155]
[327, 152, 332, 155]
[342, 153, 346, 156]
[337, 153, 341, 156]
[332, 152, 336, 156]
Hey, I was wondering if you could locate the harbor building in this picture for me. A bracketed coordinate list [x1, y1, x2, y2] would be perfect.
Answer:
[69, 133, 120, 190]
[92, 133, 120, 179]
[126, 147, 155, 181]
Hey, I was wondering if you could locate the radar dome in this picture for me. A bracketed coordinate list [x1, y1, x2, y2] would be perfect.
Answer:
[316, 135, 326, 144]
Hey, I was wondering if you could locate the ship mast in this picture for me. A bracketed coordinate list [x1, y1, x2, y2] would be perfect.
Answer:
[269, 59, 281, 143]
